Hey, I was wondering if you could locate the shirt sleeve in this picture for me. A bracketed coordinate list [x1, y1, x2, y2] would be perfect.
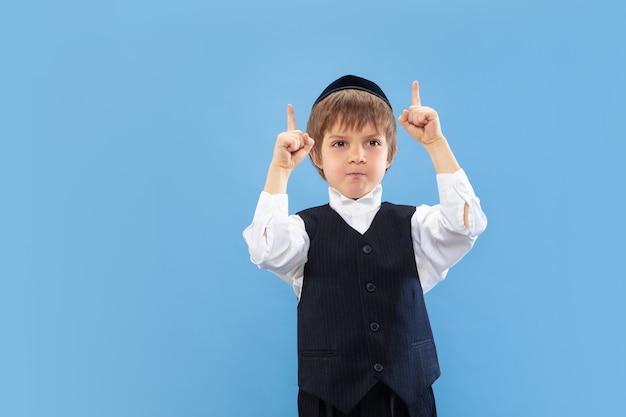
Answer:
[412, 169, 487, 293]
[242, 191, 309, 297]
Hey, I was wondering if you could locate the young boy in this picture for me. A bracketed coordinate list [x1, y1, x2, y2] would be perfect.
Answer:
[243, 75, 487, 417]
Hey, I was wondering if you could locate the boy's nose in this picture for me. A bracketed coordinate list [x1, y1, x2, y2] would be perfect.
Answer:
[348, 147, 366, 163]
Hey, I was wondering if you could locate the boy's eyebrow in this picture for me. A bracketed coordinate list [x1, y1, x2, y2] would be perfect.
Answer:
[326, 133, 384, 140]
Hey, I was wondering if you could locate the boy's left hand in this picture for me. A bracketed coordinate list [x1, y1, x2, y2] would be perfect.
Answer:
[398, 81, 445, 146]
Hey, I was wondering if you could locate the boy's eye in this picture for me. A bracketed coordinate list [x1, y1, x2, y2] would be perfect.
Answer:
[332, 141, 346, 147]
[368, 140, 381, 146]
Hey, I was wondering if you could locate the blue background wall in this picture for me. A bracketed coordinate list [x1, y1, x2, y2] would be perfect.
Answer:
[1, 1, 624, 416]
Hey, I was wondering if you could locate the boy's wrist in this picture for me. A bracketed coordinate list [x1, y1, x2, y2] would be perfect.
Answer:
[421, 136, 448, 152]
[267, 163, 294, 177]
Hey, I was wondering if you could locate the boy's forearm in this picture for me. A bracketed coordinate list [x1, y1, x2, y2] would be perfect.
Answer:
[263, 164, 292, 194]
[424, 137, 469, 228]
[423, 137, 461, 174]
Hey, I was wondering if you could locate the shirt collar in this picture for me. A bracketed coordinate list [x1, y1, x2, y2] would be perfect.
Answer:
[328, 184, 382, 216]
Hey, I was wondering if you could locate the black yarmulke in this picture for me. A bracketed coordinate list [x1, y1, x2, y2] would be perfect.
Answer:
[312, 75, 392, 110]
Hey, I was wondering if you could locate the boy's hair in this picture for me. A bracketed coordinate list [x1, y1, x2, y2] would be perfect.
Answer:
[306, 89, 397, 180]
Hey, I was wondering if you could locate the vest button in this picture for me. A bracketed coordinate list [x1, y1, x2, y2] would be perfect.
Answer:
[362, 244, 372, 254]
[373, 363, 384, 372]
[370, 322, 380, 332]
[366, 283, 376, 292]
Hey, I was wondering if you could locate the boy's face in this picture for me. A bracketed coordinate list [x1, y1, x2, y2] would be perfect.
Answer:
[313, 121, 392, 200]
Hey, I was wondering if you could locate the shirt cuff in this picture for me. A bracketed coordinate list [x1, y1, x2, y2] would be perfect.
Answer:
[253, 191, 289, 223]
[435, 169, 487, 236]
[436, 169, 476, 201]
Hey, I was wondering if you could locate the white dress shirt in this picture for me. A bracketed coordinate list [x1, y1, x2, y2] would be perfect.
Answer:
[243, 169, 487, 299]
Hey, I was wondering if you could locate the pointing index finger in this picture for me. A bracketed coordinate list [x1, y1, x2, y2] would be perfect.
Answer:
[411, 80, 421, 107]
[287, 104, 297, 131]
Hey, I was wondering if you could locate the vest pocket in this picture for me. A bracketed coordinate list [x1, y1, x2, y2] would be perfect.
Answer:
[410, 339, 434, 350]
[300, 349, 336, 358]
[411, 339, 441, 387]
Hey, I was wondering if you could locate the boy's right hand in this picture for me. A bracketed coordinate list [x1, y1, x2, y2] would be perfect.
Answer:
[270, 104, 315, 171]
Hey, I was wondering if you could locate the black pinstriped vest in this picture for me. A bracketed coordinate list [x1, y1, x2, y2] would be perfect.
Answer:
[297, 203, 441, 413]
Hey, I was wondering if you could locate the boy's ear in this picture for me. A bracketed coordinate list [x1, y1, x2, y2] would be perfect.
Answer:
[310, 149, 323, 169]
[386, 146, 397, 168]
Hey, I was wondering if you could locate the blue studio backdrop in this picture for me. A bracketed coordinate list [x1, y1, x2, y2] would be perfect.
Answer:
[1, 1, 624, 416]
